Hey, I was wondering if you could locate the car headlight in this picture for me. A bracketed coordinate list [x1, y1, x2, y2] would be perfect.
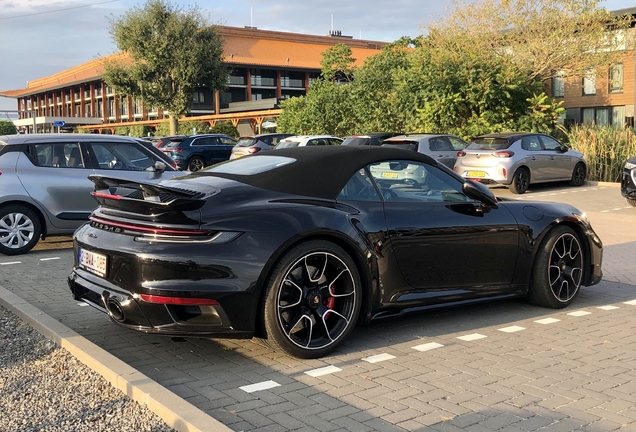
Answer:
[625, 161, 636, 170]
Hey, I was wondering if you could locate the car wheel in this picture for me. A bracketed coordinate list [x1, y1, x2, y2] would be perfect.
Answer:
[509, 167, 530, 194]
[627, 198, 636, 207]
[262, 240, 361, 358]
[187, 156, 205, 172]
[568, 163, 586, 186]
[0, 205, 41, 256]
[527, 225, 583, 309]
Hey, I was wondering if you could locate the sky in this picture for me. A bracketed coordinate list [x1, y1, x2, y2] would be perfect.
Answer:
[0, 0, 634, 114]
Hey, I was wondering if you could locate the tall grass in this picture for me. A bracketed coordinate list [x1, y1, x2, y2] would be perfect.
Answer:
[564, 125, 636, 183]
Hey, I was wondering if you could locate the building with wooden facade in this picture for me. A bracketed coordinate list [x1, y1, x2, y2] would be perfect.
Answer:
[0, 26, 387, 134]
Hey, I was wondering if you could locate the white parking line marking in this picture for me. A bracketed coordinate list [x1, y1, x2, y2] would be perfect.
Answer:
[625, 206, 632, 209]
[305, 365, 342, 377]
[597, 305, 619, 311]
[613, 208, 623, 211]
[548, 193, 558, 196]
[239, 380, 281, 393]
[0, 261, 21, 265]
[362, 353, 396, 363]
[457, 333, 487, 341]
[77, 302, 88, 307]
[412, 342, 444, 352]
[624, 300, 636, 305]
[40, 257, 61, 261]
[568, 310, 591, 317]
[600, 210, 610, 213]
[534, 318, 560, 324]
[498, 326, 525, 333]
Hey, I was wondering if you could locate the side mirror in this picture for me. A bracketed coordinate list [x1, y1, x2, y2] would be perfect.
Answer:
[154, 160, 167, 172]
[462, 180, 498, 208]
[559, 145, 568, 153]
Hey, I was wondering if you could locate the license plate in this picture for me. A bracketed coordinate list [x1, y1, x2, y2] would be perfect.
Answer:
[467, 171, 486, 178]
[382, 172, 399, 178]
[234, 154, 244, 158]
[78, 247, 107, 277]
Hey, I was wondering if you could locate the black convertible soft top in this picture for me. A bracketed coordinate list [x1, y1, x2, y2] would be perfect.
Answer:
[192, 145, 442, 199]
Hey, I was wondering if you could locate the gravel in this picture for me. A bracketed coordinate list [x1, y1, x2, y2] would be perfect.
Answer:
[0, 305, 176, 432]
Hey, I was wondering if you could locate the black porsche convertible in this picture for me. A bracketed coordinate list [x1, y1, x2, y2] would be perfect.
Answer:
[68, 146, 603, 358]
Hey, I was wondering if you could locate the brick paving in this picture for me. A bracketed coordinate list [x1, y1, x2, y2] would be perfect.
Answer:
[2, 181, 636, 431]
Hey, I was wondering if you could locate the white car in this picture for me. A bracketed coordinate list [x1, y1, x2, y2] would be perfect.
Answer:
[274, 135, 343, 149]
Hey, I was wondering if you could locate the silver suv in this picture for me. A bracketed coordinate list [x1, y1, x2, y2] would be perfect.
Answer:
[0, 134, 183, 255]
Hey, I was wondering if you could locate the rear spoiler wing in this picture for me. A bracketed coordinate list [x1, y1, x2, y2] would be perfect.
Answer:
[88, 175, 215, 213]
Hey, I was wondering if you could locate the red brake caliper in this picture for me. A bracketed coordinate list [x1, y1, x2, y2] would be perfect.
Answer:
[324, 283, 336, 320]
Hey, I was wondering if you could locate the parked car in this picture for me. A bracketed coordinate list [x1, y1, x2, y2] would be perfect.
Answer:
[229, 133, 294, 159]
[274, 135, 343, 149]
[152, 135, 187, 149]
[454, 133, 587, 194]
[0, 133, 184, 255]
[68, 146, 602, 359]
[380, 134, 469, 169]
[621, 156, 636, 206]
[342, 133, 400, 146]
[161, 134, 237, 171]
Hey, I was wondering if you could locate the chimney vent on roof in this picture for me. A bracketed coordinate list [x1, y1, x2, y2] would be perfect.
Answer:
[244, 26, 257, 29]
[328, 30, 352, 38]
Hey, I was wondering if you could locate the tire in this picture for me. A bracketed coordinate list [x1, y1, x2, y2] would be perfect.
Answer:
[0, 205, 41, 256]
[628, 198, 636, 207]
[527, 225, 584, 309]
[509, 167, 530, 194]
[569, 163, 586, 186]
[261, 240, 362, 358]
[187, 156, 205, 172]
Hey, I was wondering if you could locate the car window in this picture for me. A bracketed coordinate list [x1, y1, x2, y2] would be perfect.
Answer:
[429, 137, 454, 152]
[237, 137, 257, 147]
[337, 168, 381, 202]
[308, 139, 328, 146]
[276, 140, 300, 149]
[219, 137, 236, 145]
[521, 136, 542, 151]
[89, 141, 154, 171]
[342, 137, 371, 146]
[33, 143, 85, 168]
[448, 136, 468, 151]
[382, 141, 419, 151]
[192, 137, 217, 146]
[467, 138, 511, 150]
[329, 138, 343, 145]
[203, 155, 295, 174]
[368, 160, 467, 203]
[540, 135, 563, 151]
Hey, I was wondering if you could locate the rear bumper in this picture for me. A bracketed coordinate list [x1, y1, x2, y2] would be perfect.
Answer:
[455, 163, 512, 185]
[68, 268, 253, 339]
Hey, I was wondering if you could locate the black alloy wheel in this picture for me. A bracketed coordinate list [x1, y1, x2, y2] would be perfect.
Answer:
[527, 226, 584, 308]
[569, 163, 586, 186]
[187, 156, 205, 172]
[509, 167, 530, 194]
[262, 240, 361, 358]
[628, 198, 636, 207]
[0, 205, 42, 256]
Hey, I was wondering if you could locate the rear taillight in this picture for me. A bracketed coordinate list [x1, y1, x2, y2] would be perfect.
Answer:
[493, 151, 514, 158]
[457, 151, 466, 157]
[166, 148, 183, 153]
[90, 215, 208, 236]
[92, 192, 121, 201]
[139, 294, 219, 306]
[503, 168, 507, 177]
[453, 167, 457, 172]
[247, 147, 261, 154]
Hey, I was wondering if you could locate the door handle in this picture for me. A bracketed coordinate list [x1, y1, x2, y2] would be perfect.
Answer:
[531, 156, 536, 160]
[550, 156, 555, 160]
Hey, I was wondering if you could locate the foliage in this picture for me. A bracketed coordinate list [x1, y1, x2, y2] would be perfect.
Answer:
[103, 0, 227, 134]
[320, 43, 356, 82]
[426, 0, 632, 81]
[564, 125, 636, 182]
[210, 121, 239, 137]
[0, 120, 17, 135]
[112, 124, 155, 137]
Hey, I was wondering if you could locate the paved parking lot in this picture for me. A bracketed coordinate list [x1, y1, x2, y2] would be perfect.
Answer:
[2, 181, 636, 431]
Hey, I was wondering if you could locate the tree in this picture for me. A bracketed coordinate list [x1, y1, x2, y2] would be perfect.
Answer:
[103, 0, 228, 135]
[426, 0, 632, 81]
[320, 43, 357, 82]
[0, 120, 17, 135]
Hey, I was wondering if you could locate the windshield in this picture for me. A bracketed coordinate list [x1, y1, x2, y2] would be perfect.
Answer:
[236, 137, 257, 147]
[202, 155, 296, 175]
[467, 138, 512, 150]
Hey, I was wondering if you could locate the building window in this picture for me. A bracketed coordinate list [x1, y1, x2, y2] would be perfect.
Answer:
[192, 91, 205, 104]
[610, 63, 623, 94]
[582, 106, 625, 126]
[108, 99, 115, 117]
[552, 72, 564, 97]
[96, 101, 103, 117]
[612, 106, 626, 126]
[133, 98, 143, 115]
[105, 85, 114, 95]
[583, 70, 596, 96]
[95, 87, 102, 97]
[120, 97, 128, 115]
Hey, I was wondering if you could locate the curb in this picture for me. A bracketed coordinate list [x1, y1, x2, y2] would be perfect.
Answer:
[585, 181, 620, 188]
[0, 285, 233, 432]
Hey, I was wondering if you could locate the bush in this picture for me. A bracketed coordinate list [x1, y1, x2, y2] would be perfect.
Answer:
[564, 125, 636, 183]
[210, 121, 239, 137]
[0, 120, 17, 135]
